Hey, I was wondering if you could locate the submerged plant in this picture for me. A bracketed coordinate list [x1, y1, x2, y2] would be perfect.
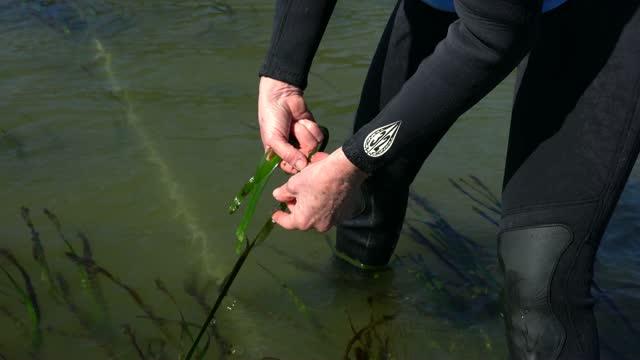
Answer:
[66, 251, 176, 346]
[122, 324, 146, 360]
[0, 249, 42, 352]
[2, 208, 220, 358]
[344, 297, 395, 360]
[186, 130, 329, 359]
[43, 209, 114, 337]
[256, 262, 308, 314]
[155, 279, 194, 350]
[20, 207, 59, 302]
[56, 272, 116, 357]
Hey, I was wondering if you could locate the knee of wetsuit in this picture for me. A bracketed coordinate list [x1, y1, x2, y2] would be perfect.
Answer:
[498, 225, 573, 359]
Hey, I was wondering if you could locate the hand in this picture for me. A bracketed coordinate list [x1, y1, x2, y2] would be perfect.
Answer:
[258, 76, 325, 174]
[271, 148, 368, 232]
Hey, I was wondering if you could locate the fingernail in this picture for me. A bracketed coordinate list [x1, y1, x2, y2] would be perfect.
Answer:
[294, 159, 306, 171]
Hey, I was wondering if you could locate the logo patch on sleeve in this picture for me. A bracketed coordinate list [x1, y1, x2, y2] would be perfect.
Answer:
[363, 121, 401, 157]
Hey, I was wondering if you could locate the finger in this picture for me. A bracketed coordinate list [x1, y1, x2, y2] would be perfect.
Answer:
[297, 119, 325, 145]
[272, 210, 297, 230]
[279, 160, 298, 174]
[269, 140, 308, 172]
[310, 151, 329, 163]
[273, 185, 296, 203]
[291, 121, 320, 156]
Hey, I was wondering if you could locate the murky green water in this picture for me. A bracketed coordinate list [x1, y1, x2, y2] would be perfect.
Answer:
[1, 1, 638, 359]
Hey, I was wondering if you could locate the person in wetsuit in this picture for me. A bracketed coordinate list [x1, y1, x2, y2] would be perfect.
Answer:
[256, 0, 640, 358]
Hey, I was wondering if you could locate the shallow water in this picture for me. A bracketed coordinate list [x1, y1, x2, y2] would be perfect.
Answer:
[0, 1, 638, 359]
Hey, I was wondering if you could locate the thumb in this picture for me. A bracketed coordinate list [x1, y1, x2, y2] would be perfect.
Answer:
[270, 140, 308, 171]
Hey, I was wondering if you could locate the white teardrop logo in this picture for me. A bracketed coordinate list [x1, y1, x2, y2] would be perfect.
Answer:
[363, 121, 401, 157]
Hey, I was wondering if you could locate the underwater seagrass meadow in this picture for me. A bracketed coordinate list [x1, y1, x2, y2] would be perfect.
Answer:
[1, 0, 639, 359]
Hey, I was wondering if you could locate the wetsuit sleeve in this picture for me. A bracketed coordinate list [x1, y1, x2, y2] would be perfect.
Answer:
[342, 0, 544, 174]
[259, 0, 338, 90]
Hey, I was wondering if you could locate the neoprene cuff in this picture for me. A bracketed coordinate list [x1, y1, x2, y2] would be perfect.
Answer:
[342, 136, 372, 174]
[259, 61, 308, 90]
[259, 0, 337, 90]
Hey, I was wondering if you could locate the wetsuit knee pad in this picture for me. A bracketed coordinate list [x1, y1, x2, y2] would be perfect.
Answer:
[498, 225, 572, 359]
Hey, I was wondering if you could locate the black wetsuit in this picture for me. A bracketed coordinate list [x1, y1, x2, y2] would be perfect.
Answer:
[259, 0, 640, 359]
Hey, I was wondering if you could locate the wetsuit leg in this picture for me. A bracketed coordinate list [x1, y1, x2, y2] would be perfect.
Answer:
[335, 0, 457, 268]
[499, 0, 640, 358]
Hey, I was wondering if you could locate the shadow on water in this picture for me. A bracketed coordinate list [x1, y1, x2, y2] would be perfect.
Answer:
[593, 179, 640, 359]
[393, 177, 502, 325]
[2, 175, 638, 358]
[398, 175, 639, 359]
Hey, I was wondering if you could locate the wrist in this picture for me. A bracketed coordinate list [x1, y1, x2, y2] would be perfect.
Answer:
[259, 76, 303, 100]
[331, 147, 369, 182]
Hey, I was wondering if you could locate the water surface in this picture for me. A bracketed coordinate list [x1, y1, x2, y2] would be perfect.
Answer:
[1, 1, 638, 359]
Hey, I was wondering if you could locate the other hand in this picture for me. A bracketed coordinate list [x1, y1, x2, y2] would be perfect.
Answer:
[258, 76, 325, 174]
[272, 148, 368, 232]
